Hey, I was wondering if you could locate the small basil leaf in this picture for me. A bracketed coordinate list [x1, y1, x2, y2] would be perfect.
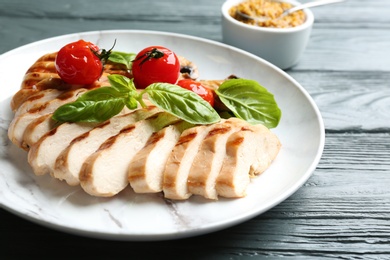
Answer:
[145, 83, 220, 125]
[216, 79, 281, 128]
[108, 51, 136, 70]
[107, 74, 136, 93]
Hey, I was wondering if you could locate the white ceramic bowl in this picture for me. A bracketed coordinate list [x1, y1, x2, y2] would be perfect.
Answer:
[221, 0, 314, 69]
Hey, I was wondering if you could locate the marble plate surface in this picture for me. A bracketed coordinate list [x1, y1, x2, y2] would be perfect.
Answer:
[0, 30, 324, 241]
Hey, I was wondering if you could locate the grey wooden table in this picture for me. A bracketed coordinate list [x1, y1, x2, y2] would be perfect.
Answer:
[1, 0, 389, 258]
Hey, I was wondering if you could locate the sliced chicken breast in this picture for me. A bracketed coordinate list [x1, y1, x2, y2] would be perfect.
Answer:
[8, 88, 87, 149]
[187, 118, 247, 200]
[79, 112, 180, 197]
[28, 121, 99, 176]
[162, 122, 226, 200]
[128, 120, 193, 193]
[54, 106, 162, 186]
[216, 125, 281, 198]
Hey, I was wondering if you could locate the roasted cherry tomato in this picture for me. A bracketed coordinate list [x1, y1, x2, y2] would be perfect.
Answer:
[132, 46, 180, 89]
[55, 40, 103, 85]
[177, 79, 215, 107]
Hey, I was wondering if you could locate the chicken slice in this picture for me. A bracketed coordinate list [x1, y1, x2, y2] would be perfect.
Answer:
[22, 113, 59, 149]
[53, 106, 162, 186]
[14, 89, 63, 117]
[187, 118, 248, 200]
[79, 112, 180, 197]
[249, 125, 281, 175]
[216, 125, 281, 198]
[162, 121, 229, 200]
[27, 120, 99, 176]
[128, 120, 193, 193]
[8, 88, 87, 149]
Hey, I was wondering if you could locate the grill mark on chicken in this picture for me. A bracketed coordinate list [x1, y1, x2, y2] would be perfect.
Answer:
[44, 124, 57, 136]
[145, 129, 166, 146]
[27, 92, 44, 101]
[26, 61, 56, 73]
[26, 102, 49, 113]
[97, 125, 136, 151]
[175, 132, 197, 146]
[205, 125, 232, 138]
[229, 136, 245, 146]
[70, 131, 91, 145]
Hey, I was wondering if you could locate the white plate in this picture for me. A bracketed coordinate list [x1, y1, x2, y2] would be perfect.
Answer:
[0, 30, 324, 241]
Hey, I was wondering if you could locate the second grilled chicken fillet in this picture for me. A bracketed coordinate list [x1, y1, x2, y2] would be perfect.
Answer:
[187, 118, 247, 200]
[79, 112, 181, 197]
[54, 106, 162, 186]
[216, 125, 281, 198]
[128, 120, 193, 193]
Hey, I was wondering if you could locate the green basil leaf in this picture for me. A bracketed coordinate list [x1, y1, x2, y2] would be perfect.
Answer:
[108, 51, 136, 70]
[107, 74, 136, 93]
[52, 99, 125, 123]
[215, 78, 281, 128]
[144, 83, 220, 125]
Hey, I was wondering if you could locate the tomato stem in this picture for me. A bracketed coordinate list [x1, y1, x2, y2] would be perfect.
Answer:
[91, 39, 116, 65]
[134, 48, 165, 67]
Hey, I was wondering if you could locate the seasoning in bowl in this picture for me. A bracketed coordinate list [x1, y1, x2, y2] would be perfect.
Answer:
[229, 0, 306, 28]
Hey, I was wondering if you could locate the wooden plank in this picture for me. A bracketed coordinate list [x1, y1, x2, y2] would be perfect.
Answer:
[287, 70, 390, 130]
[295, 27, 390, 71]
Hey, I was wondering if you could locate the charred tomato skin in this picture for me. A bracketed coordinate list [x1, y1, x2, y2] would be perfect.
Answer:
[132, 46, 180, 89]
[55, 40, 102, 85]
[176, 79, 215, 107]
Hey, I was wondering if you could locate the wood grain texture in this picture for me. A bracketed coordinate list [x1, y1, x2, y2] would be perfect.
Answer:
[288, 71, 390, 130]
[1, 0, 390, 258]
